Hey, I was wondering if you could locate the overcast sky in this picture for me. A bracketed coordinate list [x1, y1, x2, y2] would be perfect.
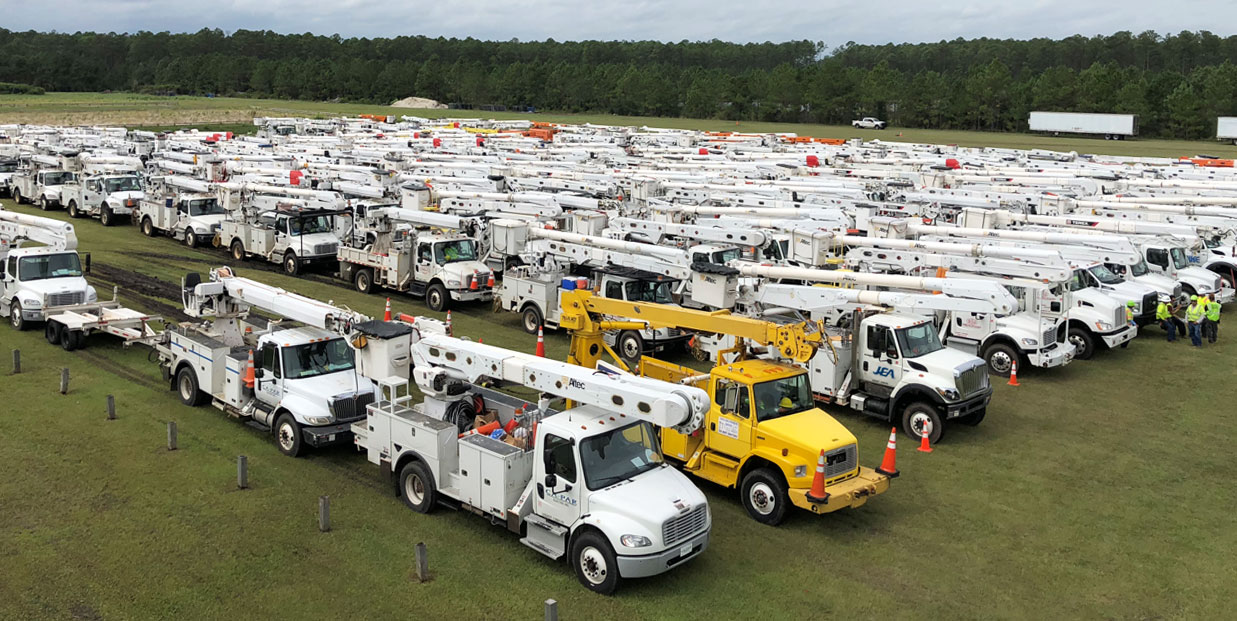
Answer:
[2, 0, 1233, 47]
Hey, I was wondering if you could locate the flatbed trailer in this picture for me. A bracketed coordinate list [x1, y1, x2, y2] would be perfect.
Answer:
[41, 288, 162, 350]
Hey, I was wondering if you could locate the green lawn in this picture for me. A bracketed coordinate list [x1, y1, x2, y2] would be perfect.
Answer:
[1, 198, 1234, 618]
[1, 92, 1235, 159]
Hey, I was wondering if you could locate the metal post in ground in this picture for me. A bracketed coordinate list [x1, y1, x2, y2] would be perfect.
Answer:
[59, 368, 69, 394]
[11, 349, 19, 374]
[167, 421, 178, 450]
[318, 496, 330, 532]
[237, 455, 248, 489]
[106, 395, 116, 420]
[415, 542, 429, 582]
[545, 599, 558, 621]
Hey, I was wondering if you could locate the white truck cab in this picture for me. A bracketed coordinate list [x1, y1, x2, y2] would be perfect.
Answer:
[63, 173, 144, 225]
[1, 247, 97, 331]
[139, 193, 227, 247]
[12, 169, 78, 211]
[1143, 243, 1232, 303]
[223, 208, 345, 275]
[943, 274, 1075, 375]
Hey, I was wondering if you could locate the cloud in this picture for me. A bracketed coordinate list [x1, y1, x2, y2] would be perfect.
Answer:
[2, 0, 1233, 46]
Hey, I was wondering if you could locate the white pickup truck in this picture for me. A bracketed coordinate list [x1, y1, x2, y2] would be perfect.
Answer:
[852, 117, 887, 130]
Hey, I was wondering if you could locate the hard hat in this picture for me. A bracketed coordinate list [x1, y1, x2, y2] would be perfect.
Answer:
[1191, 295, 1199, 301]
[1126, 301, 1136, 307]
[779, 397, 793, 408]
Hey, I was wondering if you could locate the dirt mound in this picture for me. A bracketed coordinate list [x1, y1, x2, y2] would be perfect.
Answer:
[390, 96, 446, 109]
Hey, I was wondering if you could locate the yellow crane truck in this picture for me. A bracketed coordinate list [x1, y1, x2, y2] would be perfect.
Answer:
[557, 289, 889, 526]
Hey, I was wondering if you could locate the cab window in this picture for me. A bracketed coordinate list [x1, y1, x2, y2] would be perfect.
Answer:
[275, 217, 288, 235]
[605, 280, 623, 299]
[543, 434, 577, 483]
[715, 378, 751, 419]
[867, 325, 897, 358]
[1147, 248, 1168, 268]
[261, 344, 281, 379]
[417, 244, 431, 263]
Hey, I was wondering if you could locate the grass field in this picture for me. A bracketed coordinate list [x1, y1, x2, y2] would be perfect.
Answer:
[2, 92, 1237, 160]
[2, 195, 1236, 619]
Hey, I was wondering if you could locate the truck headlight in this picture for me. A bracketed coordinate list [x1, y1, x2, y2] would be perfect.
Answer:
[620, 534, 652, 548]
[793, 465, 807, 478]
[936, 388, 960, 401]
[1094, 321, 1112, 331]
[1019, 338, 1037, 346]
[306, 416, 333, 425]
[86, 288, 98, 303]
[447, 280, 460, 287]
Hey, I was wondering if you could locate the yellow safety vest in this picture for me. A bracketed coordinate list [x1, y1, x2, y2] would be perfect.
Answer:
[1187, 303, 1204, 322]
[1207, 301, 1221, 321]
[1156, 302, 1171, 321]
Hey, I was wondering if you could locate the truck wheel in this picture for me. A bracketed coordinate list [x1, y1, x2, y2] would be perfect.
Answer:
[1067, 327, 1096, 360]
[426, 283, 449, 312]
[958, 408, 986, 426]
[274, 413, 304, 457]
[571, 530, 621, 595]
[184, 228, 198, 248]
[740, 467, 789, 526]
[59, 325, 82, 351]
[141, 217, 156, 237]
[45, 321, 62, 345]
[521, 305, 543, 334]
[283, 251, 300, 276]
[9, 301, 26, 331]
[902, 401, 945, 445]
[67, 200, 80, 218]
[11, 188, 21, 204]
[230, 239, 246, 261]
[617, 331, 644, 366]
[38, 196, 52, 211]
[398, 460, 437, 514]
[100, 207, 114, 227]
[354, 268, 375, 294]
[981, 342, 1019, 377]
[175, 366, 209, 407]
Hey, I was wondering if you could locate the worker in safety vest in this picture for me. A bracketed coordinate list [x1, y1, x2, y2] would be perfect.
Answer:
[1204, 294, 1222, 344]
[1186, 295, 1205, 347]
[1155, 296, 1176, 342]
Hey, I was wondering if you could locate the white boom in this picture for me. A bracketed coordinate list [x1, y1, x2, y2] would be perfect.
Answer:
[0, 209, 78, 252]
[608, 217, 770, 247]
[752, 283, 1014, 314]
[184, 267, 366, 333]
[409, 333, 709, 433]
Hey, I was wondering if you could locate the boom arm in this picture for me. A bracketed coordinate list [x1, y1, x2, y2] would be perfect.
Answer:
[184, 267, 367, 334]
[0, 210, 78, 253]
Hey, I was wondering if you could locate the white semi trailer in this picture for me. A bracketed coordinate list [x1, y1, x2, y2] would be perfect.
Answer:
[1028, 111, 1138, 140]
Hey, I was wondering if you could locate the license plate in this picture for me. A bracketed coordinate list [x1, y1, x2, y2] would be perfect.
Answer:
[679, 543, 693, 558]
[326, 434, 336, 442]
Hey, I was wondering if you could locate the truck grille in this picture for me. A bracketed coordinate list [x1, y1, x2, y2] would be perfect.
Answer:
[313, 242, 338, 255]
[1141, 293, 1157, 316]
[1112, 306, 1126, 329]
[662, 503, 708, 547]
[46, 291, 84, 307]
[329, 392, 375, 421]
[824, 444, 857, 478]
[955, 363, 989, 396]
[1041, 326, 1056, 346]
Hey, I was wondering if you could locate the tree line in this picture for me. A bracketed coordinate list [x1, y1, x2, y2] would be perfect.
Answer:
[1, 28, 1236, 138]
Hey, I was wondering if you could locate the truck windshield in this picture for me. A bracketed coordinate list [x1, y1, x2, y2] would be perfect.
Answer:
[1129, 260, 1149, 277]
[188, 199, 224, 216]
[281, 338, 355, 380]
[1088, 264, 1124, 285]
[18, 253, 82, 281]
[434, 239, 477, 264]
[288, 214, 333, 236]
[0, 163, 16, 173]
[579, 421, 664, 491]
[1169, 247, 1190, 269]
[103, 177, 141, 193]
[624, 279, 674, 304]
[41, 172, 74, 185]
[700, 247, 741, 264]
[752, 373, 813, 422]
[895, 323, 943, 358]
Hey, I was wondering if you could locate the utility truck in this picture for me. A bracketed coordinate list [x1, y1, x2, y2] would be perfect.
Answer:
[337, 205, 495, 312]
[138, 176, 228, 247]
[354, 330, 713, 594]
[158, 267, 402, 456]
[222, 205, 347, 275]
[0, 209, 100, 333]
[62, 171, 144, 225]
[11, 160, 78, 211]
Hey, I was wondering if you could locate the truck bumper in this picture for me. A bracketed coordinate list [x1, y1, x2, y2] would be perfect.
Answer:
[1217, 288, 1235, 304]
[450, 289, 494, 303]
[944, 390, 990, 419]
[788, 466, 890, 514]
[616, 529, 709, 579]
[1026, 342, 1073, 369]
[1099, 325, 1137, 349]
[301, 420, 362, 448]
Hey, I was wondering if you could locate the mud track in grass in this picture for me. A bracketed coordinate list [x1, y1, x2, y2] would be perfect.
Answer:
[88, 262, 189, 322]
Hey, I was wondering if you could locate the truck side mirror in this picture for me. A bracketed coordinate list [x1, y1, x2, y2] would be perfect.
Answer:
[721, 386, 738, 413]
[254, 368, 265, 380]
[544, 473, 557, 490]
[83, 253, 91, 274]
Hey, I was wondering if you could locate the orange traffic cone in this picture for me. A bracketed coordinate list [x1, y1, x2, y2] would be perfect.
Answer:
[917, 427, 933, 453]
[1007, 361, 1020, 387]
[806, 449, 830, 504]
[535, 325, 546, 357]
[446, 310, 453, 336]
[243, 349, 255, 389]
[487, 273, 495, 288]
[875, 427, 899, 477]
[383, 297, 392, 321]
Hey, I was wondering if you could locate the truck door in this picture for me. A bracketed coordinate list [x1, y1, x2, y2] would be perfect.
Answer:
[0, 257, 15, 304]
[858, 324, 899, 393]
[174, 201, 189, 230]
[255, 343, 284, 405]
[533, 432, 583, 527]
[707, 378, 753, 459]
[414, 242, 434, 284]
[1146, 248, 1169, 277]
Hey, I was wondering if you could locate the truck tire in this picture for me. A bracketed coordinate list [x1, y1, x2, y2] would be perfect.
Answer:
[100, 206, 114, 227]
[426, 283, 449, 312]
[354, 268, 375, 294]
[59, 325, 83, 351]
[38, 196, 52, 211]
[66, 200, 80, 218]
[11, 188, 22, 204]
[902, 401, 945, 445]
[617, 331, 644, 366]
[184, 228, 198, 248]
[283, 251, 300, 276]
[981, 342, 1019, 377]
[570, 530, 621, 595]
[274, 413, 304, 457]
[397, 460, 437, 514]
[230, 239, 246, 261]
[521, 305, 543, 334]
[1067, 327, 1096, 360]
[45, 321, 62, 345]
[141, 217, 156, 237]
[740, 467, 790, 526]
[175, 366, 209, 407]
[9, 301, 27, 331]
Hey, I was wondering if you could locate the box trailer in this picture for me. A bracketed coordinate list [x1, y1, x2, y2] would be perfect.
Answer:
[1028, 112, 1138, 140]
[1217, 117, 1237, 143]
